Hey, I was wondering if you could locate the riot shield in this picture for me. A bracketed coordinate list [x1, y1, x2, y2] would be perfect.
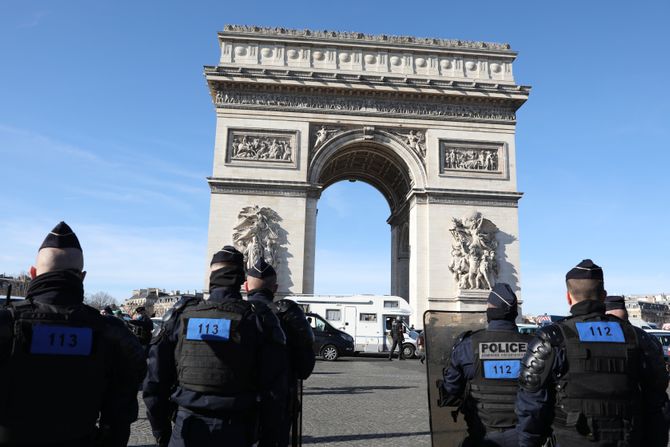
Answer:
[423, 310, 487, 447]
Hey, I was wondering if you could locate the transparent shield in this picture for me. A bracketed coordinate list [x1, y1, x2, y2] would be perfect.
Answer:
[423, 310, 487, 447]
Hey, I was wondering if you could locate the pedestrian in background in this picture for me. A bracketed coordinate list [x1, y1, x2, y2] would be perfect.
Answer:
[388, 317, 405, 360]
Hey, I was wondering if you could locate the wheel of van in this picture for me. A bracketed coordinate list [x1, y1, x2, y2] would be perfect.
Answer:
[402, 343, 416, 359]
[321, 344, 339, 361]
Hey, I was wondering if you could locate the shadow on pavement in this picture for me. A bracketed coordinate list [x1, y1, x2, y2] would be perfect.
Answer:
[304, 385, 416, 395]
[303, 431, 431, 443]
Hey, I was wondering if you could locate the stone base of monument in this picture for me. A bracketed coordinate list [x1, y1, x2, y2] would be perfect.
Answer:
[428, 289, 490, 312]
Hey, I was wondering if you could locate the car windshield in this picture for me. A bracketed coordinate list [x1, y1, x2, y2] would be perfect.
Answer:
[653, 334, 670, 347]
[308, 315, 327, 332]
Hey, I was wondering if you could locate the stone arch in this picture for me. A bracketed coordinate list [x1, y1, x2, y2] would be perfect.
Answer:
[308, 128, 427, 212]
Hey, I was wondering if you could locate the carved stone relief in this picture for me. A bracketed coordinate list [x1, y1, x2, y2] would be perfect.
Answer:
[448, 211, 499, 290]
[226, 129, 297, 166]
[232, 205, 282, 270]
[389, 130, 426, 158]
[216, 88, 516, 123]
[439, 140, 507, 179]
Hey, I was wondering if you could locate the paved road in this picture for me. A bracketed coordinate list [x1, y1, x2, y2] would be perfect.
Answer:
[129, 355, 431, 446]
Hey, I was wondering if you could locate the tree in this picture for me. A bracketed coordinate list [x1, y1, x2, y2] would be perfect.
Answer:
[85, 291, 117, 310]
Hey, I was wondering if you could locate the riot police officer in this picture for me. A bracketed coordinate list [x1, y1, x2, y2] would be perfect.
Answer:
[516, 259, 670, 446]
[0, 222, 147, 446]
[245, 258, 315, 447]
[143, 246, 287, 447]
[127, 306, 153, 347]
[388, 317, 405, 360]
[440, 283, 530, 447]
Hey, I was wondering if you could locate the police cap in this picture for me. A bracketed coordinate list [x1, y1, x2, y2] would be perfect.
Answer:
[247, 258, 276, 279]
[565, 259, 603, 281]
[210, 245, 244, 265]
[487, 283, 517, 309]
[39, 221, 82, 251]
[605, 295, 626, 311]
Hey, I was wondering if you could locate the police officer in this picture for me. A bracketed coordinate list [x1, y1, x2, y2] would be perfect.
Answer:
[245, 258, 316, 447]
[605, 295, 664, 352]
[516, 259, 670, 446]
[143, 246, 287, 447]
[0, 222, 147, 446]
[127, 306, 154, 347]
[440, 283, 530, 447]
[388, 317, 405, 360]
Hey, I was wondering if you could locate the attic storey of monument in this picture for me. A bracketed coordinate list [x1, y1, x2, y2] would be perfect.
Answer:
[204, 25, 530, 325]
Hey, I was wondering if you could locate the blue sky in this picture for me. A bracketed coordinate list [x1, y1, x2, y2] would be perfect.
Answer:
[1, 1, 668, 316]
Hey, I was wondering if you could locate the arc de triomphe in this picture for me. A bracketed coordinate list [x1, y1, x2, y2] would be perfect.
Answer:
[204, 26, 530, 325]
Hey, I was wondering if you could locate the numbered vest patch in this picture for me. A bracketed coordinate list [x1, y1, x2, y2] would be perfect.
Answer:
[30, 325, 93, 356]
[186, 318, 231, 341]
[483, 360, 520, 379]
[575, 322, 625, 343]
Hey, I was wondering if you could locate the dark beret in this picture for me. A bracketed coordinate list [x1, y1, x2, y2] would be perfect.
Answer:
[247, 258, 276, 279]
[210, 245, 244, 265]
[39, 221, 82, 251]
[487, 283, 517, 309]
[605, 295, 626, 311]
[566, 259, 603, 281]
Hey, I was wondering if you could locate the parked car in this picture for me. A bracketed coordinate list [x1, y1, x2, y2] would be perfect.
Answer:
[645, 330, 670, 367]
[306, 312, 355, 361]
[518, 323, 540, 335]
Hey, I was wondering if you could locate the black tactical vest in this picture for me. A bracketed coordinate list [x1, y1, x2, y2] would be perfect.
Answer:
[553, 313, 642, 445]
[466, 329, 530, 433]
[0, 300, 108, 443]
[175, 299, 261, 401]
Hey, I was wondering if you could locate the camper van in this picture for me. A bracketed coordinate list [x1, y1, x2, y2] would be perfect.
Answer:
[286, 294, 418, 358]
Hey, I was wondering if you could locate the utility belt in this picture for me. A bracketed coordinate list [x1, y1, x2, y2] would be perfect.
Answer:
[176, 390, 260, 415]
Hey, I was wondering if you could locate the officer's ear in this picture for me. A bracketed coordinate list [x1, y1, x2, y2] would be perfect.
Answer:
[566, 291, 573, 307]
[243, 281, 249, 293]
[29, 266, 37, 279]
[272, 283, 278, 293]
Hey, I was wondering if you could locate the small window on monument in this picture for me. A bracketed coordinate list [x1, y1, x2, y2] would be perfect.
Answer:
[325, 309, 341, 321]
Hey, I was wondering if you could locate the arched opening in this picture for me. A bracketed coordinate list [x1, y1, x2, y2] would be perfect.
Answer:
[308, 132, 420, 301]
[314, 180, 390, 295]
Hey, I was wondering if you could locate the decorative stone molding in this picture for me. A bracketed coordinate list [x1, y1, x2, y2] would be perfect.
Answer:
[439, 140, 508, 179]
[222, 25, 513, 52]
[226, 129, 298, 168]
[232, 205, 283, 269]
[412, 189, 522, 208]
[208, 178, 321, 198]
[215, 87, 516, 123]
[448, 211, 499, 290]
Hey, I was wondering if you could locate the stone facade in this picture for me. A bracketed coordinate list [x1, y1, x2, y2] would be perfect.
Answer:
[204, 26, 531, 326]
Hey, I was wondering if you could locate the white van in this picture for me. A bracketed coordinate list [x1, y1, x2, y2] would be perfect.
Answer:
[286, 294, 419, 358]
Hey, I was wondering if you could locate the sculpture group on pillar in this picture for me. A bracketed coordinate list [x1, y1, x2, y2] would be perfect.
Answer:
[231, 135, 293, 162]
[448, 211, 499, 290]
[232, 205, 282, 270]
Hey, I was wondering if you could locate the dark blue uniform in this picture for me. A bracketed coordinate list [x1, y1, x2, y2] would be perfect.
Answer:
[516, 300, 670, 447]
[248, 289, 315, 447]
[0, 270, 146, 447]
[443, 319, 526, 447]
[143, 286, 287, 447]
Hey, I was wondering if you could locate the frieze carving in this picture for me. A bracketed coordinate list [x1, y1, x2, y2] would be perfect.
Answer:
[232, 206, 282, 269]
[448, 211, 499, 290]
[216, 89, 516, 122]
[222, 25, 512, 52]
[226, 129, 297, 166]
[444, 147, 498, 171]
[313, 125, 344, 150]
